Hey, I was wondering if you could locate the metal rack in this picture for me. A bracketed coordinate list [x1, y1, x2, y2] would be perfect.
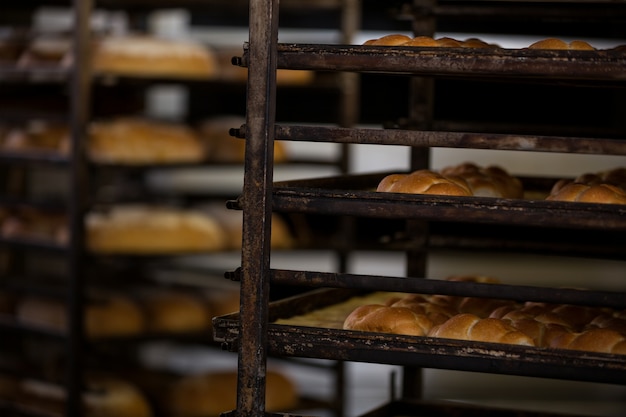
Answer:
[216, 1, 626, 416]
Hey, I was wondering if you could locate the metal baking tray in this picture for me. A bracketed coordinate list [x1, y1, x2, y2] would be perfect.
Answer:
[230, 172, 626, 231]
[213, 288, 626, 386]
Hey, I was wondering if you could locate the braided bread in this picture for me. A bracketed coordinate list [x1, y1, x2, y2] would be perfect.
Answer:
[546, 182, 626, 205]
[376, 169, 472, 196]
[343, 304, 434, 336]
[440, 162, 524, 199]
[428, 313, 535, 346]
[548, 327, 626, 355]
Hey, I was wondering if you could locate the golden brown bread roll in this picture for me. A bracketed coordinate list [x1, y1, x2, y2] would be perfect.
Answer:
[343, 304, 434, 336]
[528, 38, 595, 50]
[440, 162, 524, 199]
[364, 34, 412, 46]
[16, 293, 145, 338]
[364, 35, 497, 48]
[546, 182, 626, 205]
[1, 208, 68, 245]
[1, 120, 70, 155]
[20, 376, 152, 417]
[167, 369, 297, 416]
[197, 116, 288, 163]
[93, 35, 218, 80]
[136, 289, 211, 334]
[376, 169, 472, 196]
[87, 118, 206, 165]
[86, 205, 227, 254]
[386, 294, 457, 326]
[428, 313, 535, 346]
[427, 274, 501, 308]
[548, 327, 626, 355]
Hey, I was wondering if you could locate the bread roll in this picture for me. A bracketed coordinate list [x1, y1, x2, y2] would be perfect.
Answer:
[388, 295, 457, 325]
[343, 304, 434, 336]
[16, 293, 145, 338]
[197, 116, 288, 163]
[429, 313, 535, 346]
[440, 162, 523, 199]
[546, 182, 626, 205]
[1, 120, 70, 155]
[548, 327, 626, 355]
[20, 377, 152, 417]
[136, 289, 210, 333]
[167, 369, 297, 416]
[364, 34, 412, 46]
[1, 208, 68, 245]
[88, 118, 206, 165]
[86, 205, 227, 254]
[376, 169, 472, 196]
[528, 38, 595, 50]
[93, 35, 217, 80]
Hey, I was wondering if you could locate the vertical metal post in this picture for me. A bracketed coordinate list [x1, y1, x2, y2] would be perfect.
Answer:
[238, 0, 279, 416]
[67, 1, 92, 416]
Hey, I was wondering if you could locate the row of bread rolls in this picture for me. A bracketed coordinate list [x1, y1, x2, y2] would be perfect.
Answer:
[4, 31, 314, 85]
[343, 275, 626, 355]
[0, 367, 298, 417]
[0, 116, 289, 164]
[363, 34, 621, 51]
[376, 162, 524, 199]
[0, 374, 153, 417]
[377, 163, 626, 205]
[0, 204, 295, 253]
[1, 285, 240, 338]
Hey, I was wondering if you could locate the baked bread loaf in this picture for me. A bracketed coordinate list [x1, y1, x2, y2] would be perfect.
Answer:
[376, 169, 472, 196]
[136, 289, 210, 334]
[1, 120, 70, 155]
[428, 313, 535, 346]
[548, 327, 626, 355]
[197, 116, 288, 163]
[86, 205, 227, 254]
[167, 369, 297, 416]
[365, 35, 498, 48]
[16, 34, 72, 68]
[15, 292, 145, 338]
[88, 118, 206, 165]
[343, 304, 434, 336]
[440, 162, 523, 199]
[528, 38, 595, 50]
[20, 376, 152, 417]
[1, 208, 68, 245]
[546, 182, 626, 205]
[93, 35, 217, 80]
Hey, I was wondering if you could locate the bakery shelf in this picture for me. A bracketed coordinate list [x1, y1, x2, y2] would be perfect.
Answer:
[213, 288, 626, 386]
[233, 172, 626, 231]
[235, 43, 626, 83]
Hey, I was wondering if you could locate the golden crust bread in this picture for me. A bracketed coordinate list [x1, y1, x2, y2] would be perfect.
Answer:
[86, 205, 227, 254]
[93, 35, 218, 80]
[429, 313, 535, 346]
[440, 162, 523, 198]
[546, 182, 626, 204]
[376, 169, 472, 196]
[343, 304, 434, 336]
[88, 118, 206, 165]
[167, 369, 297, 416]
[136, 290, 211, 333]
[15, 293, 145, 338]
[528, 38, 595, 50]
